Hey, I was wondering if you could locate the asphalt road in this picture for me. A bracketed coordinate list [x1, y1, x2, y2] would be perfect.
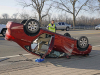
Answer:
[0, 36, 28, 57]
[0, 30, 100, 74]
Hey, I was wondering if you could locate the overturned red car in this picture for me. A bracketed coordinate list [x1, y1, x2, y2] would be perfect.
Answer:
[5, 19, 92, 59]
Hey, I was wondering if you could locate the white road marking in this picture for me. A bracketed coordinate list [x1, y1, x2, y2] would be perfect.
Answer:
[0, 54, 31, 59]
[93, 45, 100, 47]
[87, 37, 92, 38]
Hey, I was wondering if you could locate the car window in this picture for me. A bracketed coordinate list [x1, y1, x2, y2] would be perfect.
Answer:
[62, 22, 65, 25]
[58, 23, 61, 25]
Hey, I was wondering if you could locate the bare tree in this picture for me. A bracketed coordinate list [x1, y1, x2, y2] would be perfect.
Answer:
[2, 13, 9, 19]
[12, 13, 18, 21]
[19, 13, 30, 19]
[98, 0, 100, 5]
[2, 13, 9, 23]
[97, 0, 100, 11]
[18, 0, 52, 25]
[53, 0, 93, 28]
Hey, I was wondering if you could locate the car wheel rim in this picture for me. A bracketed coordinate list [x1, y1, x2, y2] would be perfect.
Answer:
[79, 38, 87, 48]
[67, 28, 69, 30]
[28, 21, 39, 32]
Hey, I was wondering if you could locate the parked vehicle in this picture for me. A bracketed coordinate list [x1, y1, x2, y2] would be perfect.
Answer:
[55, 22, 72, 31]
[5, 19, 92, 59]
[95, 24, 100, 30]
[0, 24, 7, 37]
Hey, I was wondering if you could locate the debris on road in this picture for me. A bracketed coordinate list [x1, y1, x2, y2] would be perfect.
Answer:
[19, 54, 33, 61]
[0, 58, 9, 62]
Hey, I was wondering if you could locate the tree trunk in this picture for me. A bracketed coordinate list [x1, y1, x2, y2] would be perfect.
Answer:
[39, 13, 42, 26]
[73, 13, 75, 29]
[73, 1, 76, 29]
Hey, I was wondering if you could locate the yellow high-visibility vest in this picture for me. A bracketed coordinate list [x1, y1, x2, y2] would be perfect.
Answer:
[48, 23, 56, 33]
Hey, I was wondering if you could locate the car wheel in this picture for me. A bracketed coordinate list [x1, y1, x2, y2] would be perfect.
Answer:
[21, 19, 27, 25]
[24, 19, 40, 36]
[64, 33, 71, 37]
[1, 29, 7, 37]
[61, 29, 64, 31]
[77, 36, 89, 50]
[66, 27, 69, 31]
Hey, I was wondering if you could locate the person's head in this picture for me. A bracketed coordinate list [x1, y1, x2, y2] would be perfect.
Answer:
[51, 20, 54, 24]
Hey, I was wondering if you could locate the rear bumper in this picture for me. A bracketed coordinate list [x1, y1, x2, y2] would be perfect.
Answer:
[5, 34, 15, 41]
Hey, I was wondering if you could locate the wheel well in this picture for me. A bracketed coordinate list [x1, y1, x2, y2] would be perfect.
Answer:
[1, 28, 7, 33]
[21, 19, 27, 25]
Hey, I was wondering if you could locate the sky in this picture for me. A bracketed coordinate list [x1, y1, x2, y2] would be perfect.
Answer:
[0, 0, 99, 19]
[0, 0, 32, 18]
[0, 0, 20, 15]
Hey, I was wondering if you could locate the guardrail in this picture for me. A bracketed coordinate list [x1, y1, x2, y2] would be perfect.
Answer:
[73, 26, 95, 30]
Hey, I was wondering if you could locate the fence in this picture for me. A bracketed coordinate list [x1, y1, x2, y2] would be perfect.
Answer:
[73, 25, 95, 30]
[41, 26, 96, 30]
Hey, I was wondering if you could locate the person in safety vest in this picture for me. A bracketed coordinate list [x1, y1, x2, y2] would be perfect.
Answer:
[47, 20, 56, 33]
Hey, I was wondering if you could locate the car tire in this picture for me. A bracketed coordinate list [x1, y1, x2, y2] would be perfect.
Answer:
[66, 27, 69, 31]
[64, 33, 71, 37]
[77, 36, 89, 51]
[1, 28, 7, 37]
[21, 19, 27, 25]
[61, 29, 64, 31]
[24, 19, 40, 36]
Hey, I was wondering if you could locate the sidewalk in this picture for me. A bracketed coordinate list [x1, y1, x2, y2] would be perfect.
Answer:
[0, 47, 100, 75]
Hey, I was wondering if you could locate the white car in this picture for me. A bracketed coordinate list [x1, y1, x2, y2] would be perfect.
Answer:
[0, 24, 7, 37]
[95, 24, 100, 30]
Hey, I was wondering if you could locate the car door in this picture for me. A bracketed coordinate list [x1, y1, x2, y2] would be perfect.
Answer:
[42, 36, 55, 58]
[31, 35, 55, 58]
[62, 22, 66, 29]
[62, 37, 74, 56]
[57, 22, 62, 29]
[55, 23, 59, 29]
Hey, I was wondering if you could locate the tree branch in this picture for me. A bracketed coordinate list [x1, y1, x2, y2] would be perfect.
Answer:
[75, 0, 89, 17]
[42, 5, 52, 19]
[54, 0, 73, 14]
